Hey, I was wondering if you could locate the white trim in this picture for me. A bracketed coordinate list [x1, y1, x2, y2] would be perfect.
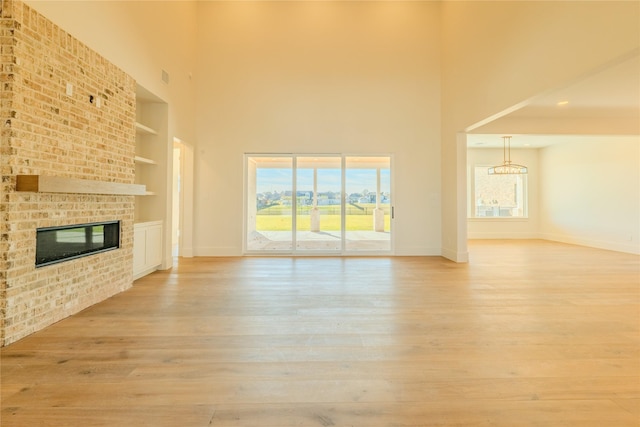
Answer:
[195, 246, 243, 256]
[540, 233, 640, 256]
[441, 247, 469, 263]
[394, 246, 442, 256]
[467, 163, 529, 219]
[468, 218, 530, 222]
[467, 231, 540, 239]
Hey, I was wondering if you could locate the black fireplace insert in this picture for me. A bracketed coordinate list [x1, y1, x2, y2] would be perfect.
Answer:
[36, 221, 120, 267]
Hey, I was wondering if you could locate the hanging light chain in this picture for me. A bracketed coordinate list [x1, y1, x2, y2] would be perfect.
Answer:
[488, 135, 528, 175]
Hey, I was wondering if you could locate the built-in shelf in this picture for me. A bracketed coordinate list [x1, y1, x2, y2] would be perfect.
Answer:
[134, 155, 157, 165]
[135, 122, 157, 136]
[16, 175, 146, 196]
[135, 84, 168, 277]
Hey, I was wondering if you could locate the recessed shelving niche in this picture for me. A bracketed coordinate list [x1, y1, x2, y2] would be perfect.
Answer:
[133, 84, 169, 279]
[134, 84, 168, 224]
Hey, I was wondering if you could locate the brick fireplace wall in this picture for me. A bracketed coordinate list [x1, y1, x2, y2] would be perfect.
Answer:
[0, 0, 137, 346]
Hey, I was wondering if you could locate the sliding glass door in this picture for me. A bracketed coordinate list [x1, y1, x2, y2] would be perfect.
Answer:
[246, 154, 392, 254]
[295, 156, 343, 252]
[345, 156, 391, 252]
[246, 156, 293, 251]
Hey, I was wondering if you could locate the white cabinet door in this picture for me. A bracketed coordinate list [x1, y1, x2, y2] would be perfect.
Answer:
[146, 224, 163, 267]
[133, 226, 147, 275]
[133, 221, 163, 279]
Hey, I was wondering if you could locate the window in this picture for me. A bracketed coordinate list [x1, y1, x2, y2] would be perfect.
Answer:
[469, 166, 527, 218]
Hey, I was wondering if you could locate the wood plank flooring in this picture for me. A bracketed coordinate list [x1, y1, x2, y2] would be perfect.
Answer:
[2, 240, 639, 426]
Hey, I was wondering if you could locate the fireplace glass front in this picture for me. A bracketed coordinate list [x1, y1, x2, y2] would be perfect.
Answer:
[36, 221, 120, 267]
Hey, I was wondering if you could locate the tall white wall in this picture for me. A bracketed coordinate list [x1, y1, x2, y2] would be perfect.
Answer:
[194, 1, 442, 255]
[539, 137, 640, 254]
[22, 1, 640, 259]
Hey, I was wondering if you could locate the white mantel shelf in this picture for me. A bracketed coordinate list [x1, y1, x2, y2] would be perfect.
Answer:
[16, 175, 146, 196]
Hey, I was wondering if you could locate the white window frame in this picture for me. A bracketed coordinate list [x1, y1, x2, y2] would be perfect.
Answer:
[468, 164, 529, 219]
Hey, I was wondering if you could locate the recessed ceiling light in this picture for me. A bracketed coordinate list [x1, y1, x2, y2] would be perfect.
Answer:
[557, 100, 570, 106]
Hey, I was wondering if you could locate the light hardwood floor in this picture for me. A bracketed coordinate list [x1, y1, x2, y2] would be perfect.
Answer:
[2, 240, 639, 426]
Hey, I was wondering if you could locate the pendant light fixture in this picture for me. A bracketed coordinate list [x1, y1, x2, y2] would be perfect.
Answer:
[488, 135, 528, 174]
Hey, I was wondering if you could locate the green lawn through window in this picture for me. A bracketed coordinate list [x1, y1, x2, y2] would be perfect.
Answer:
[256, 204, 391, 231]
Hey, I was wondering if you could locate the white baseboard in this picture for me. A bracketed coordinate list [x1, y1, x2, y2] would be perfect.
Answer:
[441, 247, 469, 263]
[194, 246, 243, 256]
[467, 231, 540, 239]
[133, 265, 160, 281]
[179, 247, 194, 258]
[539, 233, 640, 255]
[394, 246, 442, 256]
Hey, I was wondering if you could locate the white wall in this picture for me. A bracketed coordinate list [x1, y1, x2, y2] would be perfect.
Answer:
[468, 137, 640, 255]
[194, 1, 442, 255]
[539, 137, 640, 254]
[467, 147, 540, 239]
[441, 1, 640, 261]
[24, 1, 640, 259]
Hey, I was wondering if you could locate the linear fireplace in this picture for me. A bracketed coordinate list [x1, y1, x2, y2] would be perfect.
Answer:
[36, 221, 121, 267]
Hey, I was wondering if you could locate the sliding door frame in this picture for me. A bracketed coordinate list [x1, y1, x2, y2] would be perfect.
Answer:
[243, 153, 394, 256]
